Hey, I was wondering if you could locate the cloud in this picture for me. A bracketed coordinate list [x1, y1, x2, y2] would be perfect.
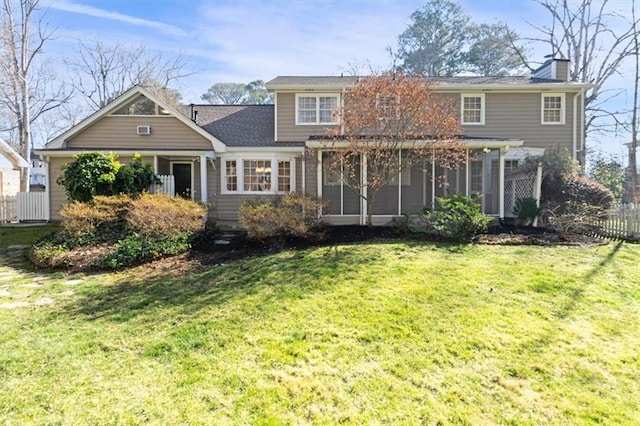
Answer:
[49, 0, 187, 37]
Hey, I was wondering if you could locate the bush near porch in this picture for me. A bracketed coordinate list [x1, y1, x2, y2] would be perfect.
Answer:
[30, 193, 206, 269]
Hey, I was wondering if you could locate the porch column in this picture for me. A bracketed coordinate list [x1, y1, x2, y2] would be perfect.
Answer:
[465, 149, 470, 197]
[361, 153, 368, 225]
[431, 150, 436, 209]
[317, 150, 323, 217]
[499, 147, 506, 218]
[397, 150, 402, 216]
[199, 154, 207, 203]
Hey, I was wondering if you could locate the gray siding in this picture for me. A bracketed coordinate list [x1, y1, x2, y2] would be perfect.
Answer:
[276, 93, 340, 141]
[66, 116, 213, 150]
[452, 92, 575, 150]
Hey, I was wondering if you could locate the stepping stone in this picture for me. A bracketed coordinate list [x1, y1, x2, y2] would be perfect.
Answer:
[0, 289, 11, 297]
[0, 274, 18, 281]
[59, 290, 74, 297]
[214, 240, 230, 245]
[0, 301, 29, 309]
[10, 291, 32, 299]
[21, 283, 42, 288]
[34, 297, 55, 306]
[63, 279, 83, 286]
[6, 245, 30, 251]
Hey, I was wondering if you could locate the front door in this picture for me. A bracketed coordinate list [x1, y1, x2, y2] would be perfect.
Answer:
[172, 163, 192, 199]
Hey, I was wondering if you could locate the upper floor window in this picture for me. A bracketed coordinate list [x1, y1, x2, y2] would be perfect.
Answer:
[461, 94, 485, 125]
[296, 94, 339, 125]
[541, 94, 565, 125]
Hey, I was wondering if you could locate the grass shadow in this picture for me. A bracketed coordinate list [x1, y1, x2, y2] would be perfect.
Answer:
[53, 243, 391, 324]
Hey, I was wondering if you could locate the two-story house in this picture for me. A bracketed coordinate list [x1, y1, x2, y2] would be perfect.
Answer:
[37, 58, 592, 225]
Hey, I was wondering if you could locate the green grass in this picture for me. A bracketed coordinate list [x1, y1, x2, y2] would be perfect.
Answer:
[0, 224, 58, 250]
[1, 229, 640, 424]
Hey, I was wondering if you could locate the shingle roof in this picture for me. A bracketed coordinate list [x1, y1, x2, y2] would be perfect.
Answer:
[266, 75, 569, 86]
[180, 104, 303, 148]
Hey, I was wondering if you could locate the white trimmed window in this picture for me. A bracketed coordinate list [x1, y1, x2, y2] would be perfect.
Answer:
[222, 159, 294, 194]
[470, 160, 483, 194]
[462, 94, 485, 125]
[278, 161, 292, 192]
[296, 94, 339, 125]
[225, 160, 238, 191]
[541, 94, 565, 124]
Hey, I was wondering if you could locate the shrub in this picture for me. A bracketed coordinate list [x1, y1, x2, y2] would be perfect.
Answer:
[238, 193, 325, 240]
[563, 175, 613, 209]
[57, 152, 159, 202]
[96, 233, 191, 269]
[58, 152, 121, 202]
[32, 194, 207, 270]
[513, 197, 541, 226]
[408, 194, 492, 242]
[126, 193, 206, 237]
[114, 153, 161, 196]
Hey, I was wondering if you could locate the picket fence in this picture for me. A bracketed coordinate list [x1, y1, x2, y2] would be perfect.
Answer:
[591, 204, 640, 241]
[151, 175, 174, 196]
[0, 192, 49, 222]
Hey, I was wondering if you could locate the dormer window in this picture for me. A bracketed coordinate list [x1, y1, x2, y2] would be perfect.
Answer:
[295, 94, 339, 125]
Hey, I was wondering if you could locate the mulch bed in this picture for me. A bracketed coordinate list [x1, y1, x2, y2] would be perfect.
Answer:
[191, 224, 608, 266]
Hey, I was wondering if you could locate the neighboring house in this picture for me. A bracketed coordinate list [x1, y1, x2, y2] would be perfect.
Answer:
[36, 58, 592, 226]
[0, 138, 29, 197]
[30, 152, 46, 192]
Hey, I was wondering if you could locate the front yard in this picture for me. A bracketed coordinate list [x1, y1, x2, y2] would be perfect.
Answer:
[1, 228, 639, 424]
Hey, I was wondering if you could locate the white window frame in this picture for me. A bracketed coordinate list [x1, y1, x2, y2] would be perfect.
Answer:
[541, 93, 565, 125]
[461, 93, 485, 125]
[295, 93, 340, 125]
[221, 157, 296, 195]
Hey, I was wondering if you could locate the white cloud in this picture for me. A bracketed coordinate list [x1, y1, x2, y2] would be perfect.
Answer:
[49, 0, 188, 37]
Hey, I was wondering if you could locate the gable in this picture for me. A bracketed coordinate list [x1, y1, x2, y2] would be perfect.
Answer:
[46, 86, 226, 152]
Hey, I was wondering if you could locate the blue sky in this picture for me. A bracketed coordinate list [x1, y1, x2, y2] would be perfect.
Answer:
[40, 0, 635, 159]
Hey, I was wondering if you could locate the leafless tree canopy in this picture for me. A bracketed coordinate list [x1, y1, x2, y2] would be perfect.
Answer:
[323, 73, 465, 225]
[68, 39, 192, 110]
[0, 0, 71, 191]
[523, 0, 640, 139]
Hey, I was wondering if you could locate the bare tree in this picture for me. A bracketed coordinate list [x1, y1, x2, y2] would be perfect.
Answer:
[68, 39, 192, 110]
[0, 0, 71, 191]
[323, 73, 465, 226]
[628, 1, 639, 203]
[525, 0, 639, 139]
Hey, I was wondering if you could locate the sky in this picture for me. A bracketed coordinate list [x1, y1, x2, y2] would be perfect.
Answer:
[32, 0, 637, 160]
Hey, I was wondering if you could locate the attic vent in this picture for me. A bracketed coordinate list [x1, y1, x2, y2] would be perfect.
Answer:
[137, 125, 151, 135]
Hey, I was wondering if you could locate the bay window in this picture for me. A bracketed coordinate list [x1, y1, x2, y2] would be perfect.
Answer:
[223, 158, 294, 194]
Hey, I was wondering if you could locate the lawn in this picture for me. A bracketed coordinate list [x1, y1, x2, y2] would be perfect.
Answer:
[1, 229, 639, 425]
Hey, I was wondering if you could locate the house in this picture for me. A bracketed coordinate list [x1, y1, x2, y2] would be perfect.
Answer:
[36, 58, 592, 226]
[0, 137, 29, 197]
[29, 152, 46, 192]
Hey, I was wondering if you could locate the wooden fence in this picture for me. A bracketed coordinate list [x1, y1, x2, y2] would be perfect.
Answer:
[0, 192, 49, 222]
[591, 204, 640, 241]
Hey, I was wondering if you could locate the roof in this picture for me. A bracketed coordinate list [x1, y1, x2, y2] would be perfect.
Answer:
[0, 138, 29, 168]
[266, 75, 592, 90]
[186, 104, 303, 148]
